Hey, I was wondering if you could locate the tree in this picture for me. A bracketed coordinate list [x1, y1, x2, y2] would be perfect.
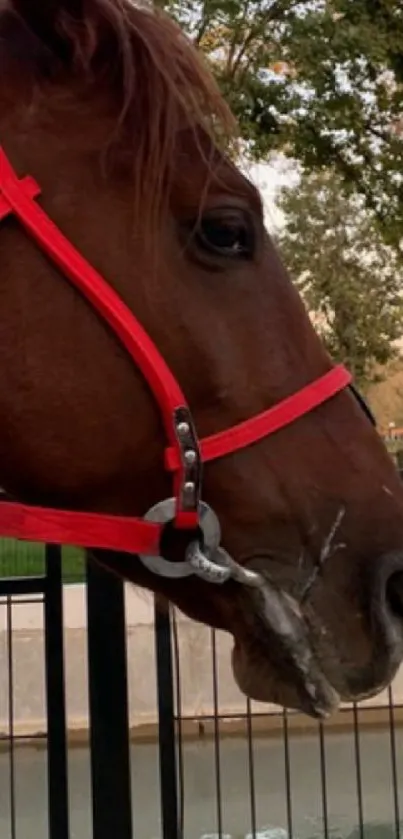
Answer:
[275, 168, 403, 388]
[160, 0, 403, 254]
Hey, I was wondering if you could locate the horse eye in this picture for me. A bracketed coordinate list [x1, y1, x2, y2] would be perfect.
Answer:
[195, 210, 255, 260]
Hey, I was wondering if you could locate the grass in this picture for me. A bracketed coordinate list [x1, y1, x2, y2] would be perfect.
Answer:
[0, 539, 86, 583]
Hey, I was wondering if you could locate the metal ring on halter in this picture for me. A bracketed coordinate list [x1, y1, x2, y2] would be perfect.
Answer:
[185, 541, 232, 584]
[207, 546, 263, 588]
[138, 498, 221, 579]
[185, 542, 263, 586]
[139, 497, 264, 587]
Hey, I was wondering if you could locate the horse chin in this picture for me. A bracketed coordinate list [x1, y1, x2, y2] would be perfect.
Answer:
[231, 642, 339, 718]
[230, 579, 340, 718]
[230, 572, 403, 718]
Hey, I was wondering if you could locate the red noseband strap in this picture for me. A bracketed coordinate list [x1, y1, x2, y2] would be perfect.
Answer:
[0, 146, 352, 554]
[165, 364, 351, 470]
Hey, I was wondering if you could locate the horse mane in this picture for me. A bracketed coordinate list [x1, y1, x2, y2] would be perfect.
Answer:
[4, 0, 237, 246]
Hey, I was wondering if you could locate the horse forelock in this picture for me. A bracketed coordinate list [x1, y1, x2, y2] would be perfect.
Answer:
[1, 0, 237, 248]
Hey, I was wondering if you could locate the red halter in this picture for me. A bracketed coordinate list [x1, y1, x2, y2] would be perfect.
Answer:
[0, 147, 352, 557]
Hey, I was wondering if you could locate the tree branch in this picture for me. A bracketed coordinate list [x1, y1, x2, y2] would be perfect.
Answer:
[229, 0, 300, 78]
[195, 1, 212, 46]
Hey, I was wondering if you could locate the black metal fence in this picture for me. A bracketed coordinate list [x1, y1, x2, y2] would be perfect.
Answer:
[1, 541, 403, 839]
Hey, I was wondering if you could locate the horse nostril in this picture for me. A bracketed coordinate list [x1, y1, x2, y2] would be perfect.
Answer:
[386, 571, 403, 619]
[373, 552, 403, 630]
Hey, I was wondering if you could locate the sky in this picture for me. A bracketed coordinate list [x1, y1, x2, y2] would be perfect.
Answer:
[245, 155, 300, 233]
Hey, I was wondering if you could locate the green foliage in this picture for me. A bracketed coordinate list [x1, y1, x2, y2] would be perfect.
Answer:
[276, 168, 403, 388]
[161, 0, 403, 253]
[0, 540, 85, 582]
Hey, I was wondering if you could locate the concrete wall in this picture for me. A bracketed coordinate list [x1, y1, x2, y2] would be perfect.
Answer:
[1, 583, 402, 741]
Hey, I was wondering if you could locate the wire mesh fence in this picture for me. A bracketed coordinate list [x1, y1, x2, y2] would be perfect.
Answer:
[169, 620, 403, 839]
[0, 544, 69, 839]
[0, 536, 403, 839]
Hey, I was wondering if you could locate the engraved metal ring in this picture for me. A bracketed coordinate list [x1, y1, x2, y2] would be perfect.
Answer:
[185, 542, 232, 584]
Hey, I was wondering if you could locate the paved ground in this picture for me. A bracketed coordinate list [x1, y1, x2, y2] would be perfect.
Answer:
[0, 728, 402, 839]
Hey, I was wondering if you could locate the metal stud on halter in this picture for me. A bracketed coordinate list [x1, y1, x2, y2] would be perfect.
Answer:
[172, 407, 202, 519]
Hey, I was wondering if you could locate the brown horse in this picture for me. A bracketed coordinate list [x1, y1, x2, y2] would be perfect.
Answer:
[1, 0, 403, 719]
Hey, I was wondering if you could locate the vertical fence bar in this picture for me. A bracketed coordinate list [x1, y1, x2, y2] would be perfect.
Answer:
[246, 699, 257, 839]
[44, 545, 70, 839]
[86, 557, 133, 839]
[318, 722, 329, 839]
[172, 612, 185, 837]
[6, 595, 16, 839]
[154, 597, 179, 839]
[352, 703, 365, 839]
[211, 629, 223, 838]
[388, 686, 401, 839]
[282, 709, 294, 839]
